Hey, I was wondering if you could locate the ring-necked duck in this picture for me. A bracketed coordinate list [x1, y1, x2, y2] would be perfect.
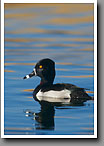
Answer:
[23, 58, 91, 103]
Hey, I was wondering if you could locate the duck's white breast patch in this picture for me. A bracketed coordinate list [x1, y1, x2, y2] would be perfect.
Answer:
[36, 89, 71, 102]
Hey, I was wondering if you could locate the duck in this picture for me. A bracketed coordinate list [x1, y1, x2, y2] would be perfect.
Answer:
[23, 58, 91, 104]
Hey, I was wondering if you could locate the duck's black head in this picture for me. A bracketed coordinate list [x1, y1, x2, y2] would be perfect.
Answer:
[23, 58, 55, 84]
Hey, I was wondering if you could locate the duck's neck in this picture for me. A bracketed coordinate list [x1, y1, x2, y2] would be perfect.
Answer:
[40, 78, 54, 85]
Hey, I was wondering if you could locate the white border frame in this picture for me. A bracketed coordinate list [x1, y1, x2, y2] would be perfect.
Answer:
[1, 0, 97, 138]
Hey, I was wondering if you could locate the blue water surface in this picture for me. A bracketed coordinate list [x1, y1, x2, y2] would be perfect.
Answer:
[4, 3, 94, 136]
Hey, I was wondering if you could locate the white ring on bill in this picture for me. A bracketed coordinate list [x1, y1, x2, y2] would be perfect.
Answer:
[26, 75, 30, 79]
[33, 68, 37, 76]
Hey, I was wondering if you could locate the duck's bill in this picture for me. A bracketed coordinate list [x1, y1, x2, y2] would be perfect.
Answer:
[23, 68, 37, 79]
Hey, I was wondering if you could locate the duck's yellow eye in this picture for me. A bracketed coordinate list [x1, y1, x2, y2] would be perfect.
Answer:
[39, 65, 43, 69]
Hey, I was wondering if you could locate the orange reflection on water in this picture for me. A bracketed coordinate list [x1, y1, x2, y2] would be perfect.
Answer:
[79, 48, 94, 51]
[58, 75, 94, 78]
[86, 91, 94, 94]
[4, 69, 15, 72]
[26, 97, 33, 99]
[5, 63, 35, 66]
[48, 16, 93, 25]
[5, 13, 37, 19]
[23, 89, 34, 92]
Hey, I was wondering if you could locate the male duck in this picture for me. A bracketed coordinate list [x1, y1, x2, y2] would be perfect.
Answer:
[23, 58, 91, 103]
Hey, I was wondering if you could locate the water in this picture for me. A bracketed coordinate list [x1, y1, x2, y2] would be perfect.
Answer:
[4, 3, 94, 135]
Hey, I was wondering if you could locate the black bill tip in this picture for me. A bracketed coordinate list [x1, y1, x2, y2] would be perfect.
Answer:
[23, 75, 29, 79]
[23, 76, 26, 79]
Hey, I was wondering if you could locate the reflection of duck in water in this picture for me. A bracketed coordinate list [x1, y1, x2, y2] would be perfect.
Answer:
[24, 101, 85, 130]
[23, 58, 92, 104]
[35, 101, 55, 130]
